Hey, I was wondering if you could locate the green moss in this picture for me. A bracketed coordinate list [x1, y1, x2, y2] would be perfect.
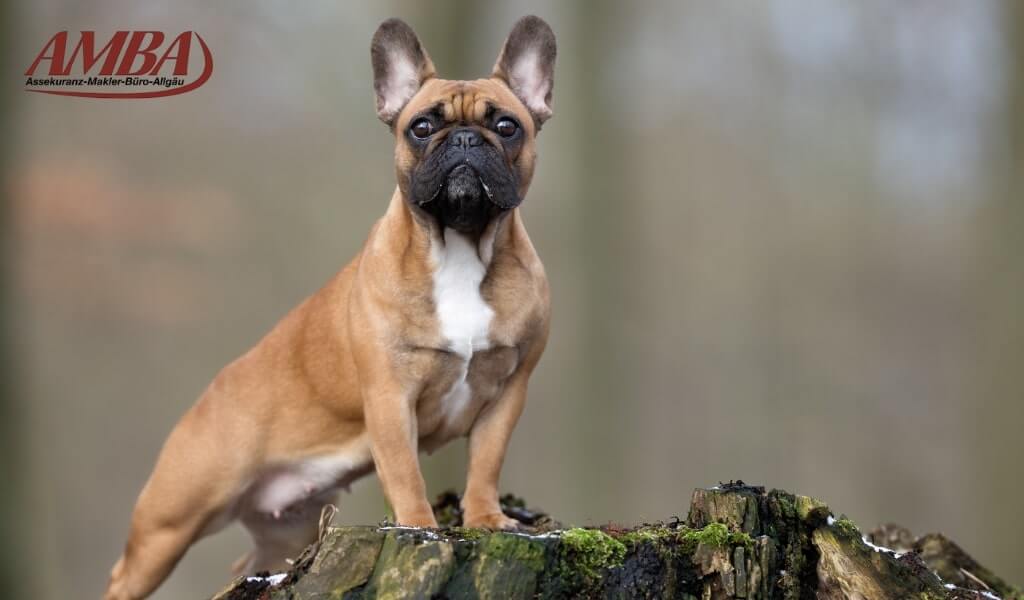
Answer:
[830, 517, 861, 539]
[442, 532, 549, 599]
[617, 526, 675, 547]
[557, 528, 627, 583]
[449, 527, 487, 542]
[481, 533, 545, 572]
[683, 522, 728, 548]
[680, 522, 755, 553]
[794, 495, 828, 520]
[774, 494, 796, 518]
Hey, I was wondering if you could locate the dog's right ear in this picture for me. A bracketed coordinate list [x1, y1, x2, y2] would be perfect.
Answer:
[371, 18, 436, 126]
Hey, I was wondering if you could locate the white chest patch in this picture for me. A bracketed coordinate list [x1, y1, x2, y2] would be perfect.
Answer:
[431, 228, 494, 423]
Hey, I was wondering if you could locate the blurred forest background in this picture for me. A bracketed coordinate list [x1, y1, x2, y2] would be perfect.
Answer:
[3, 1, 1023, 597]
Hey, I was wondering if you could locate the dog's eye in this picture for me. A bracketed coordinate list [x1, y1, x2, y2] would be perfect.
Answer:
[410, 118, 434, 139]
[495, 118, 519, 137]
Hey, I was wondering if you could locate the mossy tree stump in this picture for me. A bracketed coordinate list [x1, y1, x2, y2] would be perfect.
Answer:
[213, 483, 1021, 599]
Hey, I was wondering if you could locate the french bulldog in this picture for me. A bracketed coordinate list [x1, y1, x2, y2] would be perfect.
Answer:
[104, 15, 555, 600]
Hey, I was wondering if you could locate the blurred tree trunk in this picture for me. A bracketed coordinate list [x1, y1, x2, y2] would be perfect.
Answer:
[975, 0, 1024, 574]
[0, 0, 25, 595]
[571, 0, 633, 517]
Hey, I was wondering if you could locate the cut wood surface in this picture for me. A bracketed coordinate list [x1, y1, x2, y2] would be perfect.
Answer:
[212, 483, 1021, 599]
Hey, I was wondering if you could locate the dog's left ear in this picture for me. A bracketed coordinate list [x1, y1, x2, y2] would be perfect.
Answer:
[371, 18, 436, 126]
[492, 16, 557, 127]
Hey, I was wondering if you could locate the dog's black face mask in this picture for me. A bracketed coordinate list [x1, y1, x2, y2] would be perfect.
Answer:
[407, 120, 522, 235]
[373, 15, 555, 235]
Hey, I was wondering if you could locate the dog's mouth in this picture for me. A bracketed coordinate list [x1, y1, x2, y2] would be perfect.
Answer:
[422, 164, 498, 234]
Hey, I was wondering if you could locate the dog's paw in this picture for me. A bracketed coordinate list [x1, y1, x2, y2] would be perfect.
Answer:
[463, 512, 521, 530]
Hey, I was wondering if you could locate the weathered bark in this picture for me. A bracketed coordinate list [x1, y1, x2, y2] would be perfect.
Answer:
[212, 483, 1021, 599]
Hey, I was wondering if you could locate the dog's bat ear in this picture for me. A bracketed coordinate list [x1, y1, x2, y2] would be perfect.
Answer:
[492, 15, 557, 127]
[371, 18, 436, 126]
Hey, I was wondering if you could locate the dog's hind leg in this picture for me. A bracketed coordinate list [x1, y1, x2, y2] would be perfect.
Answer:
[104, 395, 254, 600]
[233, 493, 336, 575]
[104, 463, 238, 600]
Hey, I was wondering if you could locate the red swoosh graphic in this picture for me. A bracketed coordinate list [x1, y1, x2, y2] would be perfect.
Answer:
[25, 32, 213, 99]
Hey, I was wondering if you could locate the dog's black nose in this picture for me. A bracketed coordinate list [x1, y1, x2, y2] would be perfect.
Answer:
[448, 127, 483, 149]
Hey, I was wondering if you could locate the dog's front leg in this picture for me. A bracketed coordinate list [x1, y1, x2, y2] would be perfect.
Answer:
[363, 380, 438, 528]
[461, 369, 531, 530]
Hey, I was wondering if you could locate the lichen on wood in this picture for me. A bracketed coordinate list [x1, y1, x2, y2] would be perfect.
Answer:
[212, 483, 1021, 600]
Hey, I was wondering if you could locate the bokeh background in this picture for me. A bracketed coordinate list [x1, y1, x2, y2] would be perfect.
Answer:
[3, 1, 1023, 597]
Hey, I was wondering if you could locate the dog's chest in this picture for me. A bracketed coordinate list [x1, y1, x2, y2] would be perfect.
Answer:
[428, 229, 498, 431]
[432, 229, 494, 358]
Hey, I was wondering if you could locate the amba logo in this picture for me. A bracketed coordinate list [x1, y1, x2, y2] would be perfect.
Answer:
[25, 31, 213, 99]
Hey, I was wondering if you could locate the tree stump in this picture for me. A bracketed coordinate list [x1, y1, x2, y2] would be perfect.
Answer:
[212, 483, 1021, 599]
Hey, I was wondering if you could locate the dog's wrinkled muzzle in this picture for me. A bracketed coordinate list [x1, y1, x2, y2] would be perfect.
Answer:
[438, 164, 489, 233]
